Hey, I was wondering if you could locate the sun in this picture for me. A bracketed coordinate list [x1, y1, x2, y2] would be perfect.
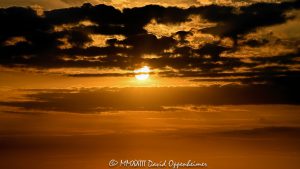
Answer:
[134, 66, 150, 80]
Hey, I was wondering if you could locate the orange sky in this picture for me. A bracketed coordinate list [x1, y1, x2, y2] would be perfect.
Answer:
[1, 1, 300, 169]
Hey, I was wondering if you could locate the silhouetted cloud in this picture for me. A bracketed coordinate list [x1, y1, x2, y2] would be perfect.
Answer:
[0, 1, 300, 86]
[198, 2, 300, 39]
[1, 84, 300, 113]
[213, 126, 300, 138]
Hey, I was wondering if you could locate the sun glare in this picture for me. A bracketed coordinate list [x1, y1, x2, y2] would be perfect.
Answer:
[134, 66, 150, 80]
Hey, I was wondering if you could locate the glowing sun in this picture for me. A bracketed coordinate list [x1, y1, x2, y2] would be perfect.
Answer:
[134, 66, 150, 80]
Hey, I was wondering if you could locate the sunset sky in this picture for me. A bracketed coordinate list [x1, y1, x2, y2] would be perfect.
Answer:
[0, 0, 300, 169]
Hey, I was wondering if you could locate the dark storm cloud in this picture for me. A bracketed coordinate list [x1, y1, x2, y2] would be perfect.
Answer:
[0, 1, 299, 65]
[195, 43, 231, 60]
[1, 84, 300, 113]
[241, 39, 269, 47]
[120, 34, 176, 56]
[197, 1, 300, 39]
[0, 0, 300, 87]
